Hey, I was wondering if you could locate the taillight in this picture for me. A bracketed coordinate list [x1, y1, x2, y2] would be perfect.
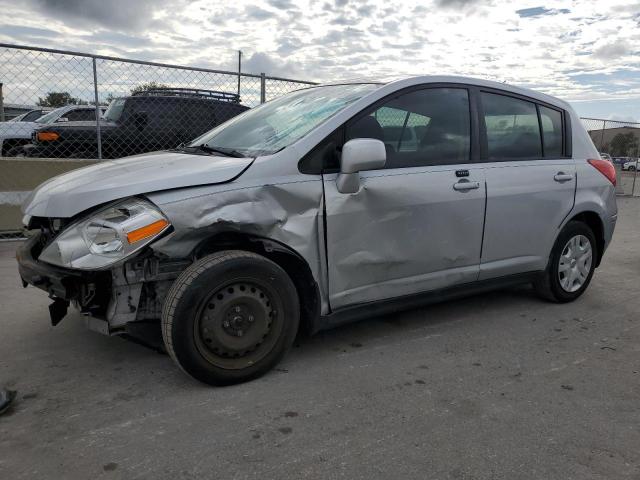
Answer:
[588, 159, 616, 186]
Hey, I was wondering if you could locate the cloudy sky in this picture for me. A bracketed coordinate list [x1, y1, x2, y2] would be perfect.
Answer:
[1, 0, 639, 120]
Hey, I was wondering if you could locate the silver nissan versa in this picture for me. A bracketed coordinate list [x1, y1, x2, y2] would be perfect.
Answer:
[17, 76, 617, 385]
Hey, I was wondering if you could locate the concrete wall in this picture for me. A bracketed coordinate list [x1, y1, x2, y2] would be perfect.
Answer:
[0, 158, 98, 232]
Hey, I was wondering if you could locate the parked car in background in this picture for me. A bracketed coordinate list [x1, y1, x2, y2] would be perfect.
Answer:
[599, 152, 612, 162]
[0, 105, 105, 156]
[23, 88, 249, 159]
[8, 108, 53, 123]
[18, 77, 618, 386]
[611, 156, 631, 166]
[622, 158, 638, 171]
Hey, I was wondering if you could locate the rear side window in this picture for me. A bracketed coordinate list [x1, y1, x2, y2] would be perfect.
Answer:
[66, 109, 96, 121]
[539, 105, 563, 157]
[481, 92, 542, 160]
[346, 87, 471, 168]
[23, 110, 44, 122]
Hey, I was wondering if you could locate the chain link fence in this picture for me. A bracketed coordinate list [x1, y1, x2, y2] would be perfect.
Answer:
[580, 117, 640, 196]
[1, 43, 638, 240]
[0, 44, 316, 239]
[0, 44, 315, 160]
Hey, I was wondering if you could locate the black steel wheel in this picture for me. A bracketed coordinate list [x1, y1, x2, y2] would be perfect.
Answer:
[162, 250, 299, 386]
[194, 280, 284, 370]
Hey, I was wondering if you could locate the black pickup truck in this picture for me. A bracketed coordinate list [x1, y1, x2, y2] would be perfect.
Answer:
[24, 88, 249, 159]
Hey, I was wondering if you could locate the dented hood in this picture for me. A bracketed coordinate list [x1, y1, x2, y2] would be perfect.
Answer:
[22, 151, 253, 218]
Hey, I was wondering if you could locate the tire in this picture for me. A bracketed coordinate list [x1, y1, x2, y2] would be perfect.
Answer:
[68, 150, 95, 159]
[5, 146, 26, 157]
[162, 250, 300, 386]
[629, 166, 636, 172]
[533, 221, 597, 303]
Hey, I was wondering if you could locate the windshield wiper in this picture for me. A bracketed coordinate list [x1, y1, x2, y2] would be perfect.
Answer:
[193, 144, 245, 158]
[171, 143, 246, 158]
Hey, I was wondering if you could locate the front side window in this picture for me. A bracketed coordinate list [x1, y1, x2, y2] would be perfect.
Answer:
[345, 87, 470, 168]
[193, 83, 379, 157]
[482, 92, 542, 160]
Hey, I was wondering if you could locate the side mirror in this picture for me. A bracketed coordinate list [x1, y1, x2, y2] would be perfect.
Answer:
[336, 138, 386, 194]
[56, 117, 68, 123]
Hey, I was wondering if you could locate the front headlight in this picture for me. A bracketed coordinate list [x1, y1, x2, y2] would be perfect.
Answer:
[39, 198, 170, 270]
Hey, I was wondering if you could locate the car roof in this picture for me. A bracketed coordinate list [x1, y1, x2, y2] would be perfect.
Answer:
[316, 75, 571, 111]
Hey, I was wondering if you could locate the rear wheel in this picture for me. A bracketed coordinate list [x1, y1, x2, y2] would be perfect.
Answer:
[162, 250, 300, 386]
[534, 221, 597, 302]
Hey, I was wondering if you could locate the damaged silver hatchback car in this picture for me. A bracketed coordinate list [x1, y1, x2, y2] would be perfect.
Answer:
[17, 76, 618, 385]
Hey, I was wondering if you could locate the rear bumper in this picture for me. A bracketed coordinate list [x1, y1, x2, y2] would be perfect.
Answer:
[605, 213, 617, 251]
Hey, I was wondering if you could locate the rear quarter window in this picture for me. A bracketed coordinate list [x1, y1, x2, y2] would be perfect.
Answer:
[539, 105, 563, 157]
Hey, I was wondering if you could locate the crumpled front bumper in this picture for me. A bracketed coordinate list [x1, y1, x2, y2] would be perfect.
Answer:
[17, 234, 81, 299]
[16, 234, 110, 325]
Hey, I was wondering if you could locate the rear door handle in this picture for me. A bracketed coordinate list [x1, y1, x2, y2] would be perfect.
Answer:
[453, 180, 480, 191]
[554, 172, 573, 182]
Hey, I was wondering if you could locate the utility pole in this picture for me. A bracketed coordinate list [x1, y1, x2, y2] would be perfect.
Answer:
[0, 83, 5, 122]
[92, 58, 102, 160]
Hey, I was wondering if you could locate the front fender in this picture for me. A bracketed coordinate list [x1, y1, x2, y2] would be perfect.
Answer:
[147, 177, 329, 314]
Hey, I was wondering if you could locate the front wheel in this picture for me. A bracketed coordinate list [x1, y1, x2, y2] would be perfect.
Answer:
[533, 221, 597, 303]
[5, 146, 26, 157]
[161, 250, 300, 386]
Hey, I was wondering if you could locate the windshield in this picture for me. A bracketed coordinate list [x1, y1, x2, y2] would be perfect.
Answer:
[35, 106, 67, 124]
[192, 83, 379, 156]
[103, 98, 126, 122]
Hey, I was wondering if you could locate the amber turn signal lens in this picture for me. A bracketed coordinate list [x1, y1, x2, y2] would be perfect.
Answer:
[126, 219, 169, 244]
[37, 131, 60, 141]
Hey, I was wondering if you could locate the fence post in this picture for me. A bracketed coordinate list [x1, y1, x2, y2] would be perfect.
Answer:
[92, 57, 103, 160]
[599, 120, 606, 152]
[260, 73, 266, 104]
[632, 144, 639, 197]
[237, 50, 242, 98]
[0, 83, 5, 122]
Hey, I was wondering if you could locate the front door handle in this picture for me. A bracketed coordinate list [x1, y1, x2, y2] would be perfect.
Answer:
[554, 172, 573, 182]
[453, 180, 480, 191]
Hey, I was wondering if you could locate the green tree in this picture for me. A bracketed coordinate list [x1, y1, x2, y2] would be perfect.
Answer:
[130, 81, 169, 95]
[37, 91, 85, 107]
[609, 132, 639, 157]
[102, 93, 117, 106]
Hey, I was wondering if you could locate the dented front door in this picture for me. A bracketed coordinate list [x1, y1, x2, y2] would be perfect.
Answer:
[323, 165, 487, 310]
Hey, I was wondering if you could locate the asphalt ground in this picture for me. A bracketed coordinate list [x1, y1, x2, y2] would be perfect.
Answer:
[0, 197, 638, 479]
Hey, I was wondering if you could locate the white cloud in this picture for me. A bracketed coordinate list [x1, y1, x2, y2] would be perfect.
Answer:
[0, 0, 639, 118]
